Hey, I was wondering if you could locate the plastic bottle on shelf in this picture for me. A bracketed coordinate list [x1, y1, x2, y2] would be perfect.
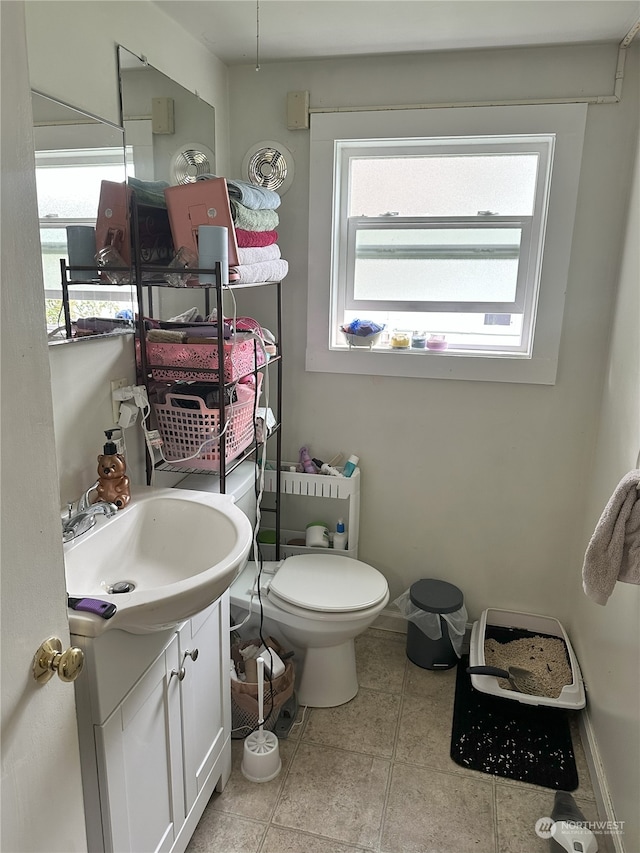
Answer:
[312, 457, 343, 477]
[333, 519, 348, 550]
[343, 455, 359, 477]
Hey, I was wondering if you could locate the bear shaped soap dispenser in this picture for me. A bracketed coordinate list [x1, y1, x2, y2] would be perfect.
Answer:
[95, 429, 130, 509]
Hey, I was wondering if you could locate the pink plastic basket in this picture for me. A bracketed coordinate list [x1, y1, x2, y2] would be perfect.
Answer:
[138, 337, 265, 382]
[152, 383, 257, 470]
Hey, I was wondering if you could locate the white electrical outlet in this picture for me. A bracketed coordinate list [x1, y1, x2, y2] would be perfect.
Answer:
[110, 378, 128, 423]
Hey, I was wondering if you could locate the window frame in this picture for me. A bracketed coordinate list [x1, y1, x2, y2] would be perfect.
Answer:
[307, 104, 587, 384]
[345, 214, 533, 313]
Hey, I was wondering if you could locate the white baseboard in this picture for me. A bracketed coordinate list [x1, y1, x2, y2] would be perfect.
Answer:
[578, 710, 625, 853]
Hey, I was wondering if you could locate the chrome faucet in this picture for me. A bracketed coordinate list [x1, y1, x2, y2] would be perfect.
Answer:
[62, 500, 118, 543]
[77, 480, 99, 513]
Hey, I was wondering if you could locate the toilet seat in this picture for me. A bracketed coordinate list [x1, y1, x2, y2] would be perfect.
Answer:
[268, 555, 388, 613]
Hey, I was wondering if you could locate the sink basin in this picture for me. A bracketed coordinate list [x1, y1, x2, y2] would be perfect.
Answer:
[64, 486, 253, 637]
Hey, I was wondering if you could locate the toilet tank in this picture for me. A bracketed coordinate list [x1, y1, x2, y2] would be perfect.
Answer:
[175, 462, 257, 525]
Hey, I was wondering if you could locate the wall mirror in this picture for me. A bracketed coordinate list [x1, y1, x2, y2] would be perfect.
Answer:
[117, 46, 217, 323]
[32, 91, 134, 343]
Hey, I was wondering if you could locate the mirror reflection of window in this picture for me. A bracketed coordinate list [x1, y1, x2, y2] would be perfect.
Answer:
[31, 91, 131, 338]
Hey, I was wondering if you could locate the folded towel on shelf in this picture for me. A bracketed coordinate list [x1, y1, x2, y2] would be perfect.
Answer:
[147, 329, 187, 343]
[235, 228, 279, 248]
[225, 178, 281, 210]
[128, 177, 169, 208]
[237, 244, 282, 265]
[230, 200, 279, 232]
[582, 469, 640, 605]
[230, 259, 289, 284]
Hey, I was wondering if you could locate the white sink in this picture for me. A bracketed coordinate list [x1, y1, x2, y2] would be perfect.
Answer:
[64, 487, 253, 637]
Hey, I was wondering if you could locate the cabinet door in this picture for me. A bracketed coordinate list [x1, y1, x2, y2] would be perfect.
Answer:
[179, 593, 231, 814]
[96, 634, 185, 853]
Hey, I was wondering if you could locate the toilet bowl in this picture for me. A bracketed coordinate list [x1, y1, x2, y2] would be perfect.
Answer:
[177, 462, 390, 707]
[229, 555, 389, 707]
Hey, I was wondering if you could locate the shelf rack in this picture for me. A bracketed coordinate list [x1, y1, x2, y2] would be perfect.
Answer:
[58, 198, 284, 558]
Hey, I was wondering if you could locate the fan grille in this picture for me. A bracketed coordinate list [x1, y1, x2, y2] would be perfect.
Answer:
[246, 147, 289, 191]
[172, 148, 212, 184]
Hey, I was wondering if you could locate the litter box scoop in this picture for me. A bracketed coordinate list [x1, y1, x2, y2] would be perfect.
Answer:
[241, 656, 282, 783]
[466, 665, 543, 696]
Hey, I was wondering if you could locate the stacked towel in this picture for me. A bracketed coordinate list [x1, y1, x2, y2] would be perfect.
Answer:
[582, 469, 640, 605]
[235, 229, 279, 249]
[128, 177, 169, 208]
[230, 200, 279, 232]
[237, 244, 281, 265]
[231, 259, 289, 285]
[226, 178, 281, 211]
[225, 178, 287, 282]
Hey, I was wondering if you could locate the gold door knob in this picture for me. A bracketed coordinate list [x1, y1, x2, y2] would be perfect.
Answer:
[32, 637, 85, 684]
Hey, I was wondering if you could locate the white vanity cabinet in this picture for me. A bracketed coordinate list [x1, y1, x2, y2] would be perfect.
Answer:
[73, 592, 232, 853]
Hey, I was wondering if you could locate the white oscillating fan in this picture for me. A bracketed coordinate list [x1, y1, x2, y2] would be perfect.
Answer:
[169, 143, 215, 184]
[242, 140, 295, 195]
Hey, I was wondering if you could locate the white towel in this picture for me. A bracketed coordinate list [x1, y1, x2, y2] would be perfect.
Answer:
[237, 244, 282, 266]
[230, 258, 288, 284]
[582, 469, 640, 605]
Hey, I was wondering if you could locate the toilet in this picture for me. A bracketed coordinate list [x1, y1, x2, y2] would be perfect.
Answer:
[177, 463, 389, 707]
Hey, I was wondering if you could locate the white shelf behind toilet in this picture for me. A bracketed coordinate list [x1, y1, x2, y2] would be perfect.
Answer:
[262, 465, 360, 559]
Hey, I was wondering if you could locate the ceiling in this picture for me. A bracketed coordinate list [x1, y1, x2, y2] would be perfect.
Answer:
[153, 1, 640, 66]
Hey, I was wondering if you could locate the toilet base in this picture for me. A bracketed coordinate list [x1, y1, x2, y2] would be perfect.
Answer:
[296, 640, 358, 707]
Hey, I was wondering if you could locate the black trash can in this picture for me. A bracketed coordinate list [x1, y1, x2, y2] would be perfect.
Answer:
[406, 578, 464, 670]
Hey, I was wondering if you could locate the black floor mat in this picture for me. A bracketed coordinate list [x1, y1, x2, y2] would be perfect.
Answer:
[450, 655, 578, 790]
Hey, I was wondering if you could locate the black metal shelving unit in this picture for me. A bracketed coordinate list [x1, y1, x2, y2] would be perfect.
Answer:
[133, 264, 283, 561]
[58, 203, 284, 560]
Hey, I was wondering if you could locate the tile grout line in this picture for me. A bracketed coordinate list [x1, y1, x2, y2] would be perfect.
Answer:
[375, 655, 410, 853]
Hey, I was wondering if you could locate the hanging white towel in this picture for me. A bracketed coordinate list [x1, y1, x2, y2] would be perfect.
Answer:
[582, 469, 640, 605]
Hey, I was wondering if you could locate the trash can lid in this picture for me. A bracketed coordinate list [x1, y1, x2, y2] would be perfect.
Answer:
[409, 579, 463, 614]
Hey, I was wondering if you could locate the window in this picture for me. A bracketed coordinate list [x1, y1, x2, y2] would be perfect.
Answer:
[307, 105, 587, 384]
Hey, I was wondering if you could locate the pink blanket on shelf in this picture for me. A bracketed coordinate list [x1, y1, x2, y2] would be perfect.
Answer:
[235, 228, 278, 248]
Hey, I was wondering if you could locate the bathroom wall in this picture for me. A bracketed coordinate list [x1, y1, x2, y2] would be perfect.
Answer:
[569, 130, 640, 852]
[24, 0, 230, 505]
[227, 43, 639, 616]
[226, 43, 640, 841]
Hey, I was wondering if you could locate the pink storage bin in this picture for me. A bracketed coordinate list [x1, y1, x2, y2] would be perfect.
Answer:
[137, 336, 266, 382]
[152, 382, 258, 471]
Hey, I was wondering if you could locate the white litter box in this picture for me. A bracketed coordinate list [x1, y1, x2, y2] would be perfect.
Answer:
[468, 608, 586, 710]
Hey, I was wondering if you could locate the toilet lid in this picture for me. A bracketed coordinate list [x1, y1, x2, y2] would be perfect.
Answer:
[269, 555, 388, 612]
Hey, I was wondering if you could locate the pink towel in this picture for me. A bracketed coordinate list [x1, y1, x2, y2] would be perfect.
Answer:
[235, 228, 278, 248]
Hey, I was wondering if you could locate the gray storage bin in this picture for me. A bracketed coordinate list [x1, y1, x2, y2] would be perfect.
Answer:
[406, 578, 464, 670]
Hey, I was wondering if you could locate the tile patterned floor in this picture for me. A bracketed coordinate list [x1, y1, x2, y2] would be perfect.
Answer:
[187, 628, 600, 853]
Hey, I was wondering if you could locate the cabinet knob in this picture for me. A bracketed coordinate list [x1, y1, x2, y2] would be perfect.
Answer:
[32, 637, 85, 684]
[183, 648, 199, 663]
[170, 666, 186, 682]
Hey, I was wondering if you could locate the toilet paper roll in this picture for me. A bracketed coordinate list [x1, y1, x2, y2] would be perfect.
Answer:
[66, 226, 97, 280]
[198, 225, 228, 285]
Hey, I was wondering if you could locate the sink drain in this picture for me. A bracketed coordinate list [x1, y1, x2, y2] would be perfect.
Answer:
[108, 581, 136, 594]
